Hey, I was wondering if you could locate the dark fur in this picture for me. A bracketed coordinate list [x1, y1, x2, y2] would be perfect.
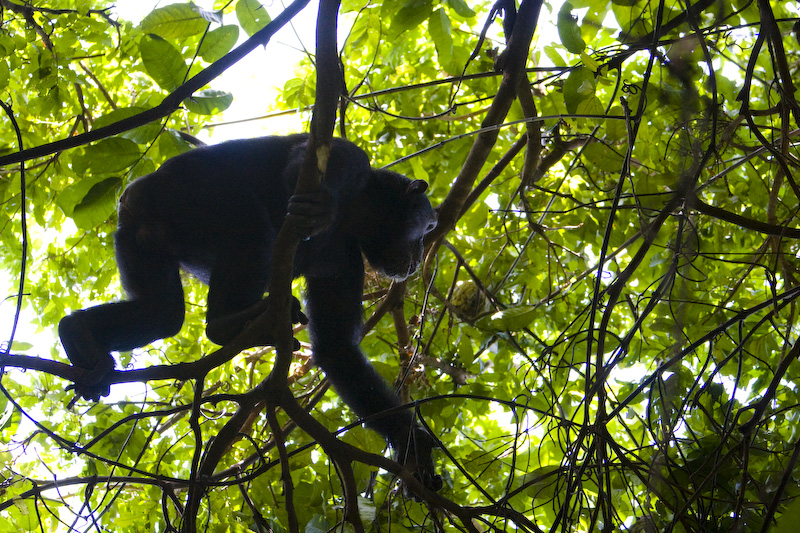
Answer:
[59, 134, 441, 491]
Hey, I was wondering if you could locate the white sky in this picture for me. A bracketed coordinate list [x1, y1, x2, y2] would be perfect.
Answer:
[115, 0, 319, 140]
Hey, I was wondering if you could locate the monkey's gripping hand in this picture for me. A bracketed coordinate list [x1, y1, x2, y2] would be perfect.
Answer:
[395, 425, 444, 497]
[286, 189, 335, 239]
[58, 312, 115, 402]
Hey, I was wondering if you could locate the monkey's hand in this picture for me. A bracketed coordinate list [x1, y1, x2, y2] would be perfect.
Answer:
[286, 189, 335, 239]
[395, 425, 444, 497]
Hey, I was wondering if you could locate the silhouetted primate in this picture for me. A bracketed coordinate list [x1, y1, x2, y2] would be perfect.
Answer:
[59, 134, 442, 491]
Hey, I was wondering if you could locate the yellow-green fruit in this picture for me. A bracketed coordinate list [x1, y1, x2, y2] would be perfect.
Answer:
[451, 280, 487, 318]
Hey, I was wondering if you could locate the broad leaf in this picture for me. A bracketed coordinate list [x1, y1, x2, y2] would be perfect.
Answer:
[236, 0, 271, 37]
[557, 2, 585, 54]
[447, 0, 476, 18]
[140, 34, 189, 91]
[198, 25, 239, 63]
[71, 138, 141, 175]
[58, 176, 122, 229]
[428, 9, 453, 68]
[141, 3, 208, 39]
[183, 89, 233, 115]
[563, 66, 595, 114]
[476, 306, 538, 332]
[389, 0, 434, 37]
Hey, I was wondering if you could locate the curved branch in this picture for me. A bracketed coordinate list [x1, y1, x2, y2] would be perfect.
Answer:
[180, 1, 343, 530]
[688, 193, 800, 239]
[266, 405, 299, 533]
[428, 0, 543, 244]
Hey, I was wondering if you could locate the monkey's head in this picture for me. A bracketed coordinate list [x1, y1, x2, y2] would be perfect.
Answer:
[356, 170, 437, 280]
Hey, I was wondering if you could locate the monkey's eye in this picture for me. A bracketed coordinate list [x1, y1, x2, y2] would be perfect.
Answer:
[425, 221, 437, 233]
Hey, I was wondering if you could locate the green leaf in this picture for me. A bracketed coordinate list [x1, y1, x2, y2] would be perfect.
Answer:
[0, 399, 19, 434]
[428, 9, 453, 68]
[58, 176, 122, 229]
[543, 45, 566, 67]
[557, 2, 585, 54]
[236, 0, 272, 37]
[563, 66, 595, 114]
[9, 341, 32, 352]
[475, 306, 537, 332]
[140, 3, 209, 39]
[282, 76, 313, 108]
[583, 141, 625, 173]
[457, 334, 475, 365]
[389, 0, 434, 37]
[140, 34, 189, 91]
[157, 130, 193, 160]
[447, 0, 476, 18]
[576, 95, 604, 116]
[0, 59, 8, 90]
[0, 33, 14, 56]
[198, 25, 239, 63]
[304, 515, 331, 533]
[409, 157, 430, 181]
[183, 89, 233, 115]
[71, 177, 122, 229]
[580, 51, 600, 71]
[357, 497, 376, 523]
[72, 138, 142, 175]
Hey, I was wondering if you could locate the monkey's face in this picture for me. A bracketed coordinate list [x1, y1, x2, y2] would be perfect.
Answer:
[360, 177, 437, 280]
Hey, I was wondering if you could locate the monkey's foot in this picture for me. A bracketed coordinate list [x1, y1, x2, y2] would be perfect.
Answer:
[59, 313, 116, 401]
[396, 426, 444, 499]
[67, 357, 115, 402]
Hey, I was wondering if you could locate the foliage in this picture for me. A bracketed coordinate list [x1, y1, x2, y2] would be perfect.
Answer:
[1, 0, 800, 531]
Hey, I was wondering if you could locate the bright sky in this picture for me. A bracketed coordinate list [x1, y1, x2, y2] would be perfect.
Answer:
[115, 0, 319, 140]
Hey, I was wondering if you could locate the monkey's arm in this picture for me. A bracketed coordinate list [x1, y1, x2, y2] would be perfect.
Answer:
[305, 271, 442, 492]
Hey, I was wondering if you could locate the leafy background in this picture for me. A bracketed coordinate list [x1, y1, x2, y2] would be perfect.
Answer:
[0, 0, 800, 532]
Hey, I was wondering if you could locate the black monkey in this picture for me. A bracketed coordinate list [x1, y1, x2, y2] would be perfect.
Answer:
[59, 134, 442, 491]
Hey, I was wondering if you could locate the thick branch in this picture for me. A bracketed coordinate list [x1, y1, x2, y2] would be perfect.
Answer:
[266, 0, 341, 389]
[428, 0, 542, 244]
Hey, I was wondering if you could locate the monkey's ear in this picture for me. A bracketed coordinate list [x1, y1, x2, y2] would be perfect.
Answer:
[406, 179, 428, 195]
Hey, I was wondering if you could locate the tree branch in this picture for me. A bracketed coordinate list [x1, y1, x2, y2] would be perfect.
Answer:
[687, 193, 800, 239]
[179, 1, 342, 530]
[428, 0, 543, 245]
[265, 0, 342, 388]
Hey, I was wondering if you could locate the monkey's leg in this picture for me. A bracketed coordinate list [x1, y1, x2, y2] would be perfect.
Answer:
[305, 273, 442, 492]
[59, 223, 185, 399]
[205, 231, 275, 347]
